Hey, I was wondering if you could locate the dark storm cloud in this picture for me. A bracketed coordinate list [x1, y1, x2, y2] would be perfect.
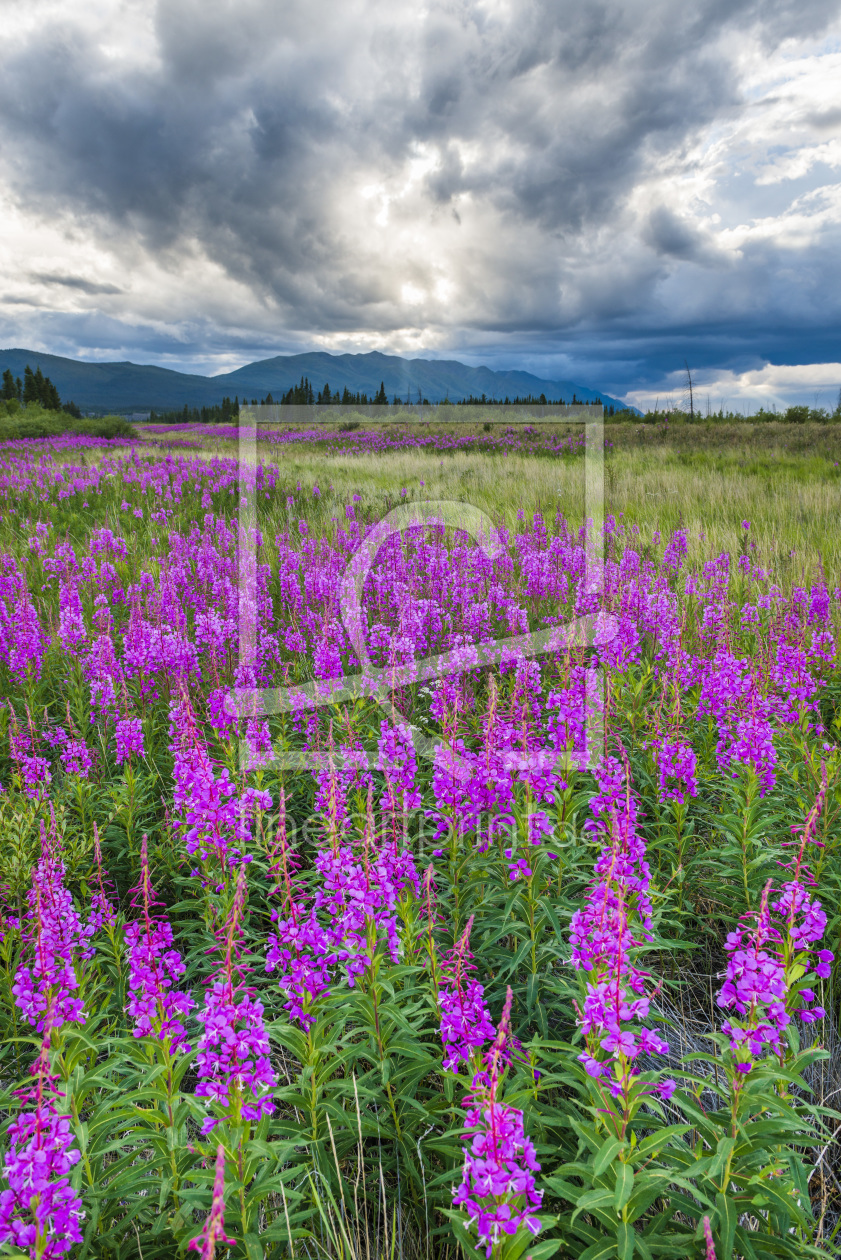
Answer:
[642, 208, 725, 266]
[0, 0, 840, 397]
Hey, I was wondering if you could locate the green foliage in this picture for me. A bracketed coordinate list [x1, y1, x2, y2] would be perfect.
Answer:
[0, 406, 135, 441]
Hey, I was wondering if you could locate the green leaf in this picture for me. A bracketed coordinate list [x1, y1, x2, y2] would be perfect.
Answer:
[578, 1240, 619, 1260]
[571, 1120, 604, 1156]
[715, 1192, 737, 1260]
[521, 1240, 563, 1260]
[635, 1124, 690, 1159]
[614, 1163, 634, 1212]
[748, 1177, 807, 1226]
[706, 1136, 735, 1182]
[595, 1136, 625, 1176]
[624, 1172, 675, 1224]
[571, 1189, 616, 1223]
[617, 1221, 635, 1260]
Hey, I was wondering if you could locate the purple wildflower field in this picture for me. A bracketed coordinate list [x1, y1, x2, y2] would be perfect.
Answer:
[0, 431, 838, 1260]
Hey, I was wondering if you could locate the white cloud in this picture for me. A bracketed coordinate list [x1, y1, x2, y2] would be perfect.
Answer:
[626, 362, 841, 413]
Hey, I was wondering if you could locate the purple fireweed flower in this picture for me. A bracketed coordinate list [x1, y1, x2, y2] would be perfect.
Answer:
[265, 794, 335, 1029]
[696, 650, 778, 792]
[170, 693, 270, 874]
[7, 709, 52, 799]
[717, 885, 832, 1069]
[569, 754, 674, 1104]
[59, 737, 94, 779]
[0, 557, 48, 682]
[266, 909, 336, 1030]
[13, 827, 92, 1032]
[438, 917, 497, 1073]
[89, 822, 117, 933]
[453, 1103, 543, 1258]
[717, 886, 788, 1067]
[774, 780, 834, 1017]
[652, 737, 698, 804]
[718, 786, 834, 1071]
[378, 720, 422, 812]
[115, 714, 144, 763]
[207, 687, 237, 739]
[312, 738, 370, 841]
[195, 984, 276, 1133]
[453, 990, 543, 1258]
[195, 868, 276, 1134]
[267, 789, 420, 1027]
[0, 1035, 84, 1257]
[188, 1144, 236, 1259]
[125, 836, 194, 1052]
[316, 831, 420, 980]
[426, 685, 572, 846]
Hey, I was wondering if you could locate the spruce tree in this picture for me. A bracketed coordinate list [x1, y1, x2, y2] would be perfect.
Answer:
[1, 369, 16, 401]
[23, 365, 38, 405]
[375, 381, 388, 405]
[43, 377, 61, 410]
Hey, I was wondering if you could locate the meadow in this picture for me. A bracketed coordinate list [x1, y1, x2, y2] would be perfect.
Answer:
[0, 418, 839, 1260]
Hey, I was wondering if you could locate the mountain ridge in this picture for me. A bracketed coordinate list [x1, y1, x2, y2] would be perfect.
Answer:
[0, 347, 632, 413]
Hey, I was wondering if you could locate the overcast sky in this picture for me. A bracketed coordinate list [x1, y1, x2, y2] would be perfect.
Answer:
[1, 0, 840, 408]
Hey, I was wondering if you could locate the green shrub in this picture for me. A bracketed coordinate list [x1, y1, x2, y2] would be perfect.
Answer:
[0, 406, 136, 442]
[75, 416, 136, 439]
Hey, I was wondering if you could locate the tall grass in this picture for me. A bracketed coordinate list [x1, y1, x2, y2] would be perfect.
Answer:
[187, 426, 841, 578]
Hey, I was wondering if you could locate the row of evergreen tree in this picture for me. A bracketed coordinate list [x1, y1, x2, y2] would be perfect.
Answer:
[2, 365, 82, 417]
[456, 391, 601, 406]
[148, 397, 241, 425]
[273, 379, 601, 408]
[274, 378, 430, 407]
[144, 376, 613, 422]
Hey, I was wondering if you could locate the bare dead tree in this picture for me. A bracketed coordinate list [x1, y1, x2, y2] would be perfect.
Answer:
[684, 360, 695, 420]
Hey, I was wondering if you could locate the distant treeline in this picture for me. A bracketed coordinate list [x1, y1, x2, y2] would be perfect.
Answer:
[626, 400, 841, 424]
[273, 378, 597, 407]
[2, 365, 82, 417]
[148, 376, 607, 421]
[457, 391, 598, 406]
[141, 377, 841, 427]
[149, 397, 241, 425]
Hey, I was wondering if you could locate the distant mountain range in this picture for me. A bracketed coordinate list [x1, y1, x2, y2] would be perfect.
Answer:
[0, 347, 632, 414]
